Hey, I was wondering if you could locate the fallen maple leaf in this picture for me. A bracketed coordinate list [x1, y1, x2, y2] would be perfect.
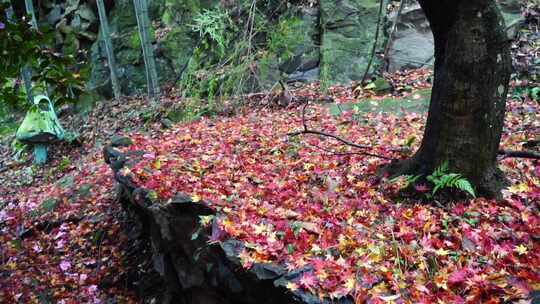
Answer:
[448, 268, 471, 285]
[514, 244, 528, 256]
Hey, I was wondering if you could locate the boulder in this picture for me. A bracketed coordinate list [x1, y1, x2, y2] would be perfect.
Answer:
[320, 0, 383, 85]
[385, 2, 434, 72]
[385, 0, 525, 72]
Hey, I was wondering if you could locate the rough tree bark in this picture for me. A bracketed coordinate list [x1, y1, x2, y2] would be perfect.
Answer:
[385, 0, 512, 198]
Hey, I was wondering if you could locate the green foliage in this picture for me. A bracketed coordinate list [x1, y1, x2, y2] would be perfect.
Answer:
[391, 161, 476, 198]
[267, 16, 303, 63]
[180, 4, 301, 103]
[10, 138, 27, 160]
[57, 157, 71, 172]
[28, 197, 58, 218]
[190, 9, 231, 58]
[180, 7, 242, 104]
[0, 4, 84, 109]
[426, 161, 476, 198]
[531, 87, 540, 101]
[510, 84, 540, 102]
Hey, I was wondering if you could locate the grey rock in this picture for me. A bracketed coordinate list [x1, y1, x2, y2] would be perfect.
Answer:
[110, 135, 133, 147]
[386, 0, 525, 72]
[386, 3, 434, 72]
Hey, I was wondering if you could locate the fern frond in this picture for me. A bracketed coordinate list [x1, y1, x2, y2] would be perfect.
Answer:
[455, 179, 476, 198]
[432, 161, 449, 177]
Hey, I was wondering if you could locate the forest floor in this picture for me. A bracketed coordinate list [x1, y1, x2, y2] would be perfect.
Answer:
[0, 66, 539, 303]
[1, 7, 539, 302]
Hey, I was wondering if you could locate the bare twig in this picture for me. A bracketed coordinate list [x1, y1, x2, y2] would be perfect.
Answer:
[288, 101, 398, 160]
[499, 149, 540, 159]
[523, 139, 540, 149]
[383, 0, 406, 71]
[288, 129, 375, 150]
[360, 0, 385, 85]
[307, 142, 393, 160]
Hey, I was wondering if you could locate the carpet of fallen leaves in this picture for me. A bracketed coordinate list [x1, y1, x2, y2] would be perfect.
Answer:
[0, 97, 163, 303]
[0, 71, 539, 303]
[116, 94, 540, 303]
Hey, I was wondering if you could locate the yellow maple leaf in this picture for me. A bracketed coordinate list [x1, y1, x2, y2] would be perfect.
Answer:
[514, 244, 528, 255]
[304, 163, 315, 170]
[508, 183, 529, 194]
[198, 215, 214, 227]
[285, 282, 298, 291]
[435, 248, 450, 256]
[191, 194, 201, 202]
[252, 223, 266, 235]
[344, 277, 356, 291]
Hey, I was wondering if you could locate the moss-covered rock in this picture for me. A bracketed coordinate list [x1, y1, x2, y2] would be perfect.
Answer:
[160, 27, 196, 74]
[320, 0, 382, 85]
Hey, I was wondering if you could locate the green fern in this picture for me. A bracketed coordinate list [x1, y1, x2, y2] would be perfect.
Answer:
[427, 162, 476, 197]
[389, 162, 476, 198]
[455, 179, 476, 198]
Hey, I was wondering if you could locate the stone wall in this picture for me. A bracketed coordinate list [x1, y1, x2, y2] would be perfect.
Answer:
[104, 140, 354, 304]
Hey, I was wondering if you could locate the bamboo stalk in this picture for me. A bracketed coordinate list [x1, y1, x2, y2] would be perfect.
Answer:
[4, 0, 14, 20]
[96, 0, 121, 100]
[383, 0, 406, 71]
[133, 0, 159, 102]
[24, 0, 38, 29]
[142, 0, 159, 97]
[22, 0, 39, 103]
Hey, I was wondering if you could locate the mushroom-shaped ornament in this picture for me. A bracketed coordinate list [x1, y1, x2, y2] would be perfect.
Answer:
[16, 95, 65, 164]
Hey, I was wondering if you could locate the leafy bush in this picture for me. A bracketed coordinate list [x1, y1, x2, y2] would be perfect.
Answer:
[190, 9, 231, 58]
[0, 5, 84, 110]
[181, 5, 301, 101]
[267, 16, 303, 63]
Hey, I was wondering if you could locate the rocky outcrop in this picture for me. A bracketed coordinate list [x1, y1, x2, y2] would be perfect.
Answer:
[103, 140, 353, 304]
[320, 0, 383, 84]
[385, 0, 525, 72]
[385, 3, 434, 72]
[88, 0, 384, 96]
[28, 0, 526, 97]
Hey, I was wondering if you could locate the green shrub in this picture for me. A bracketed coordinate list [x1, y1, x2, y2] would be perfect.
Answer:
[0, 4, 84, 110]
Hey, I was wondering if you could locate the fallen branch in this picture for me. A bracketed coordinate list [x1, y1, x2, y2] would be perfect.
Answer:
[306, 142, 394, 160]
[523, 139, 540, 149]
[498, 149, 540, 159]
[287, 102, 398, 160]
[288, 129, 375, 151]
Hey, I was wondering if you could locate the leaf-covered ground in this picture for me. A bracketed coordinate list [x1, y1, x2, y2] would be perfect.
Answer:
[1, 3, 539, 301]
[0, 70, 539, 303]
[118, 94, 539, 303]
[0, 97, 163, 303]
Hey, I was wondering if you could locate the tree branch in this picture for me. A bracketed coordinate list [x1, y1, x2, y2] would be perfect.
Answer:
[498, 149, 540, 160]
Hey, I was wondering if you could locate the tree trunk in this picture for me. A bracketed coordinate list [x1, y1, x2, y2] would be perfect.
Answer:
[386, 0, 512, 198]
